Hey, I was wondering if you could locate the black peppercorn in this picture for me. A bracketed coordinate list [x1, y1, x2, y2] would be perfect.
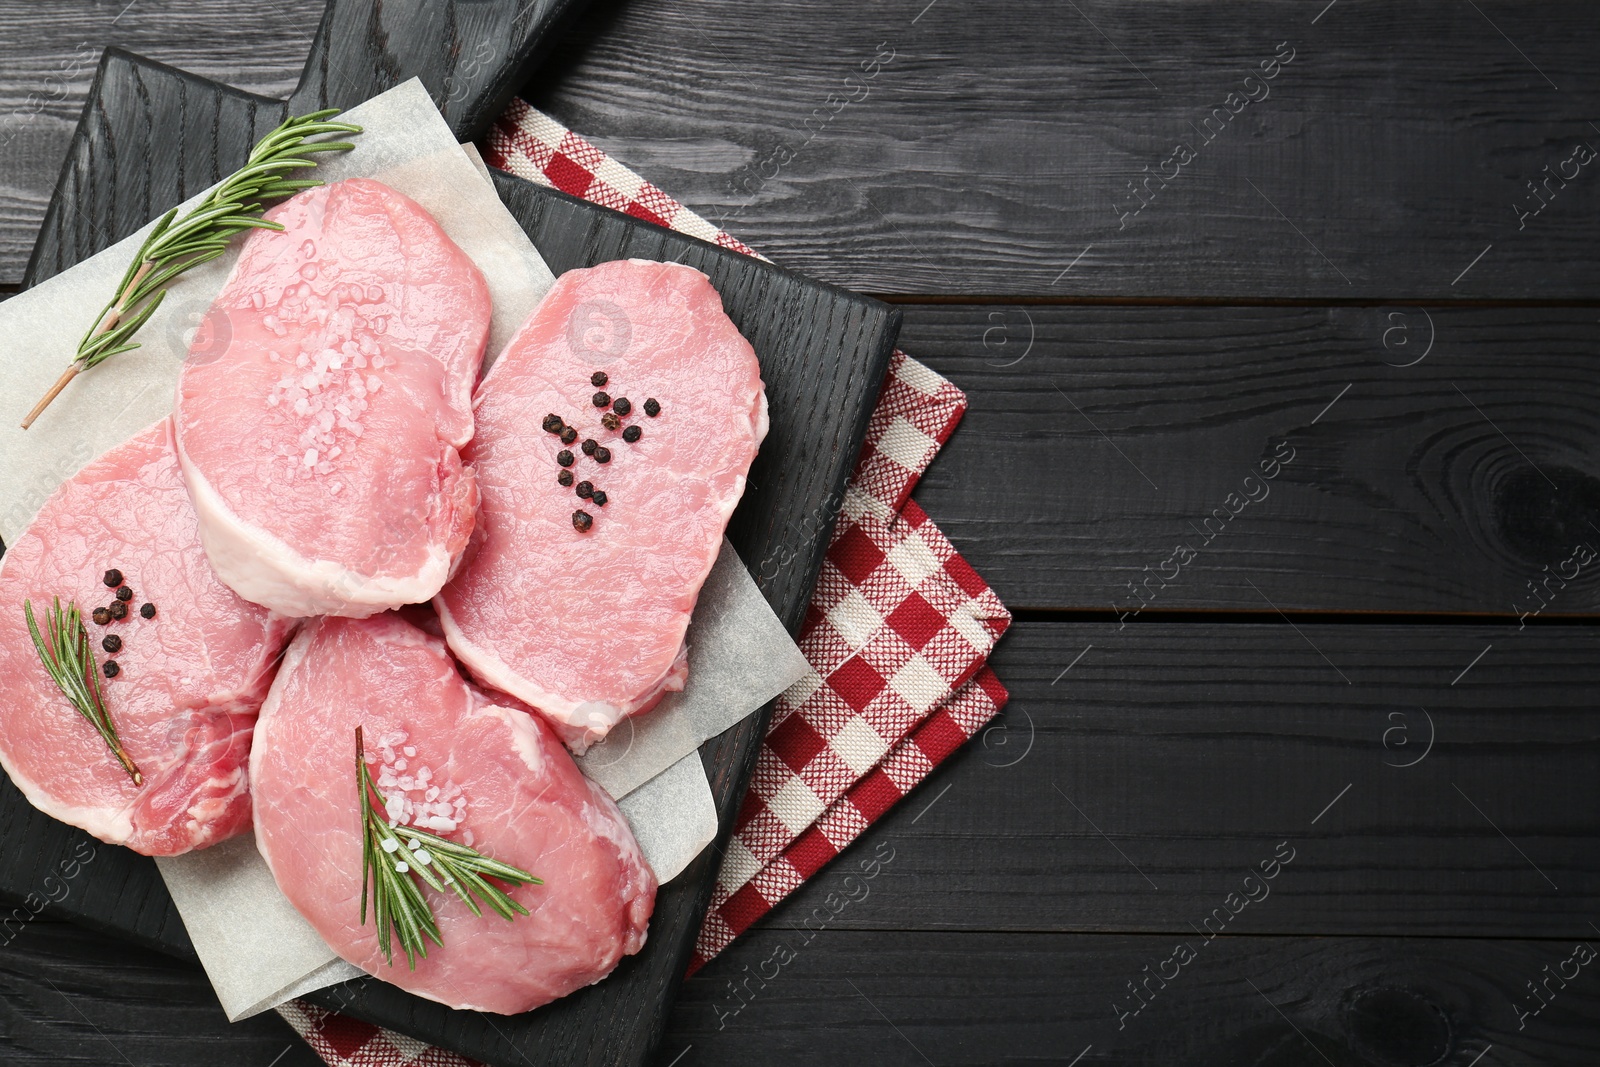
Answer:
[613, 397, 632, 417]
[592, 391, 610, 408]
[92, 607, 111, 626]
[542, 413, 564, 434]
[116, 586, 133, 602]
[108, 601, 128, 621]
[581, 438, 598, 456]
[560, 426, 578, 445]
[591, 371, 608, 387]
[643, 398, 660, 417]
[103, 569, 123, 588]
[575, 480, 594, 499]
[140, 603, 156, 619]
[102, 635, 122, 654]
[557, 449, 575, 467]
[594, 446, 611, 464]
[103, 660, 120, 678]
[558, 469, 574, 487]
[572, 510, 593, 532]
[601, 411, 622, 431]
[591, 490, 608, 507]
[622, 425, 642, 443]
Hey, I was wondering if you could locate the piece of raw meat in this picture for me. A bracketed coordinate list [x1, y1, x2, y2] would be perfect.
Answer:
[437, 259, 767, 751]
[0, 420, 295, 856]
[251, 612, 656, 1013]
[176, 178, 489, 618]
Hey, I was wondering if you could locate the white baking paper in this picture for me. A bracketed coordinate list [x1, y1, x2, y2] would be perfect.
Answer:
[616, 752, 720, 892]
[153, 837, 367, 1020]
[0, 79, 804, 1022]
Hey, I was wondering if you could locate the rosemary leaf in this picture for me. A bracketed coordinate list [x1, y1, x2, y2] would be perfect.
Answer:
[20, 109, 361, 429]
[24, 598, 141, 786]
[355, 727, 541, 969]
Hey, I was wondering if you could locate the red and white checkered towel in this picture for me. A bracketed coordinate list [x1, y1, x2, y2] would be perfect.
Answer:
[276, 98, 1010, 1066]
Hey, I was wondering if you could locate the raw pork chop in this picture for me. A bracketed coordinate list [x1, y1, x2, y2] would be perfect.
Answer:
[252, 613, 655, 1013]
[437, 260, 767, 750]
[176, 178, 489, 618]
[0, 420, 295, 856]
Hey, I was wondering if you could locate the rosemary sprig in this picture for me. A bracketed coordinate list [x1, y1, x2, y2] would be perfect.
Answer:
[356, 726, 542, 969]
[24, 598, 141, 786]
[21, 109, 362, 429]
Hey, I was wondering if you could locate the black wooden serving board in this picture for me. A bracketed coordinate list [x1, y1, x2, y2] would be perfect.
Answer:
[0, 3, 901, 1065]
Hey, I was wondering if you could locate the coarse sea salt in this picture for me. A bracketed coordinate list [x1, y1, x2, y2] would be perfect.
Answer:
[369, 727, 467, 836]
[262, 284, 395, 480]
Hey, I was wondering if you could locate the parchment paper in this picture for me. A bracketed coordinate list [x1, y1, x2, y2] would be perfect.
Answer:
[576, 538, 811, 797]
[0, 80, 805, 1021]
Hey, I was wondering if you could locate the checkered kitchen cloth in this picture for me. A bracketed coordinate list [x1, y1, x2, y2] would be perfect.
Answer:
[276, 98, 1011, 1065]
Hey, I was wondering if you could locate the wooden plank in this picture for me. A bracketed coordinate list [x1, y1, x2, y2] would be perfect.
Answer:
[665, 929, 1600, 1065]
[0, 0, 322, 283]
[522, 0, 1600, 299]
[740, 621, 1600, 938]
[25, 0, 593, 288]
[9, 3, 1600, 297]
[895, 303, 1600, 614]
[0, 918, 320, 1067]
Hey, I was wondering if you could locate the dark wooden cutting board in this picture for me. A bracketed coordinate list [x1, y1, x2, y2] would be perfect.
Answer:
[0, 2, 901, 1064]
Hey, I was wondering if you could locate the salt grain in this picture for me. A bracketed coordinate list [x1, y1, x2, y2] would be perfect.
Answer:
[373, 734, 469, 839]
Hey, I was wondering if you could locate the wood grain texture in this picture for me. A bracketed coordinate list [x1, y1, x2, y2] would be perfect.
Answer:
[3, 3, 1598, 1066]
[0, 919, 320, 1067]
[25, 0, 593, 287]
[664, 929, 1600, 1066]
[0, 0, 322, 283]
[895, 304, 1600, 613]
[724, 621, 1600, 938]
[10, 2, 1600, 296]
[519, 0, 1600, 298]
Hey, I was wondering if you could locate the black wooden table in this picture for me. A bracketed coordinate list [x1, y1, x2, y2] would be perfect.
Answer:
[3, 2, 1599, 1064]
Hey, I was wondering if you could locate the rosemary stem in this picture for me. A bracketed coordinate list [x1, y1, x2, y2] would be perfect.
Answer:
[106, 260, 157, 334]
[20, 367, 79, 430]
[107, 732, 143, 785]
[20, 108, 358, 429]
[21, 259, 157, 430]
